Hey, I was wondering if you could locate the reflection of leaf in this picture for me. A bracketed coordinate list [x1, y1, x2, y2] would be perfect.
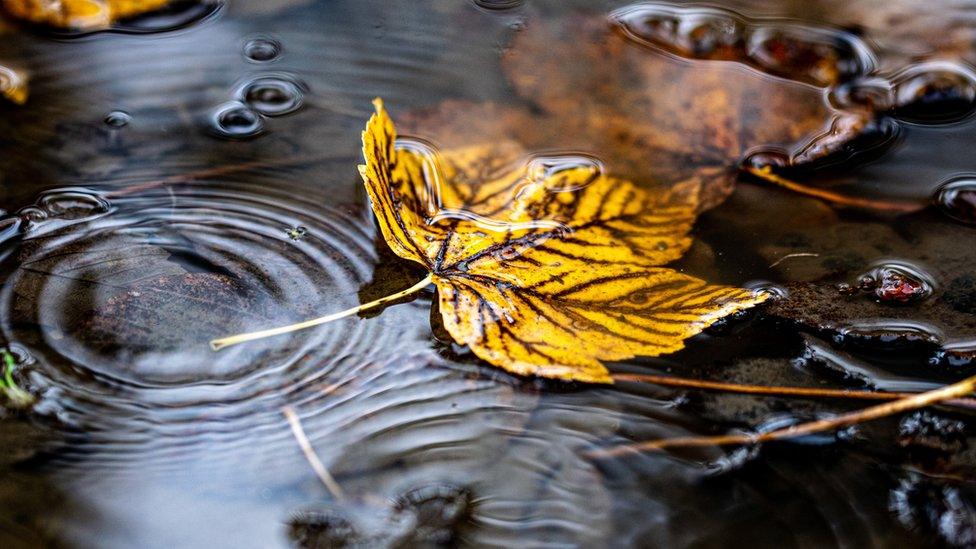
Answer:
[2, 0, 169, 29]
[360, 99, 766, 383]
[501, 10, 866, 198]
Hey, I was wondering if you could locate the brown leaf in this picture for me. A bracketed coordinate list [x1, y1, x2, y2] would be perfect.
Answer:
[398, 5, 885, 213]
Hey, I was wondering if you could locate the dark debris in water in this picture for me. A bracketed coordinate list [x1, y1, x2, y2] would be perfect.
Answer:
[288, 483, 475, 549]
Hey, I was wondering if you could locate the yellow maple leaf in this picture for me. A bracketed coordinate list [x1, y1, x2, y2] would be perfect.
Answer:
[211, 99, 767, 383]
[3, 0, 169, 29]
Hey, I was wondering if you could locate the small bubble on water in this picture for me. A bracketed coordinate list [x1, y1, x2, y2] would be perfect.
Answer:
[209, 101, 265, 140]
[829, 77, 894, 111]
[893, 62, 976, 124]
[243, 36, 282, 62]
[745, 280, 788, 300]
[38, 191, 111, 220]
[103, 110, 131, 128]
[238, 76, 305, 117]
[933, 176, 976, 225]
[742, 148, 790, 170]
[17, 206, 47, 224]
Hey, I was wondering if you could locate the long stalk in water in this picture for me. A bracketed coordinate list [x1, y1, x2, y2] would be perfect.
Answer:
[210, 274, 433, 351]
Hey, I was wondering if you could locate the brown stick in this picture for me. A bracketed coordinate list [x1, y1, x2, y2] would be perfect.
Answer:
[590, 373, 976, 458]
[611, 373, 976, 410]
[742, 166, 922, 213]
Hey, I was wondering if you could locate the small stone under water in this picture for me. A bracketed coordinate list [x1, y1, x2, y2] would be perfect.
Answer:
[209, 101, 265, 139]
[392, 483, 474, 546]
[934, 176, 976, 225]
[288, 510, 362, 548]
[853, 261, 936, 305]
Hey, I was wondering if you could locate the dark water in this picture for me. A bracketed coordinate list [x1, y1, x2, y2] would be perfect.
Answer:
[1, 0, 975, 547]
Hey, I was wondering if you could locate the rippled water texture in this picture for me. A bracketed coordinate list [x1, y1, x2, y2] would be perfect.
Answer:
[1, 0, 976, 547]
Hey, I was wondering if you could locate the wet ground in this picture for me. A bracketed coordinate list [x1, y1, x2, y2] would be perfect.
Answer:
[1, 0, 976, 547]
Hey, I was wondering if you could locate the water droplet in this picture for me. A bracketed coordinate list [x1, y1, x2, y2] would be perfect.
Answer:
[104, 110, 131, 128]
[828, 76, 894, 111]
[893, 62, 976, 124]
[17, 206, 48, 224]
[748, 26, 875, 86]
[209, 101, 265, 140]
[238, 76, 305, 117]
[934, 176, 976, 225]
[243, 36, 282, 62]
[835, 320, 945, 351]
[929, 342, 976, 373]
[674, 12, 743, 57]
[525, 154, 604, 191]
[742, 148, 789, 170]
[857, 261, 936, 305]
[612, 4, 874, 87]
[38, 190, 111, 220]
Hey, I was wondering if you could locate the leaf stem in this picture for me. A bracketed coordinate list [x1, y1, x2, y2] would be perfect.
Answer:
[209, 273, 434, 351]
[742, 166, 922, 213]
[611, 373, 976, 410]
[590, 373, 976, 458]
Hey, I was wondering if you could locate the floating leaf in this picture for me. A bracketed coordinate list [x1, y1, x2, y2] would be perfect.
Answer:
[2, 0, 169, 29]
[213, 100, 767, 383]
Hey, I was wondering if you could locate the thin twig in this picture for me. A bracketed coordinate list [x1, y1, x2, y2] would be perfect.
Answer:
[768, 252, 819, 269]
[611, 373, 976, 409]
[283, 406, 345, 500]
[589, 373, 976, 458]
[742, 166, 922, 213]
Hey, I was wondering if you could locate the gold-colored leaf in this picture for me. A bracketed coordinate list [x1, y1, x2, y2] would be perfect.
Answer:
[2, 0, 169, 29]
[360, 99, 767, 383]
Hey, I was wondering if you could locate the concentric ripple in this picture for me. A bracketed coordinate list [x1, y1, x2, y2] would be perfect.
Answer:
[0, 182, 422, 462]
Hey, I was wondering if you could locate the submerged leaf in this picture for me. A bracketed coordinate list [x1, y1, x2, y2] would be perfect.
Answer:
[2, 0, 169, 29]
[360, 99, 766, 383]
